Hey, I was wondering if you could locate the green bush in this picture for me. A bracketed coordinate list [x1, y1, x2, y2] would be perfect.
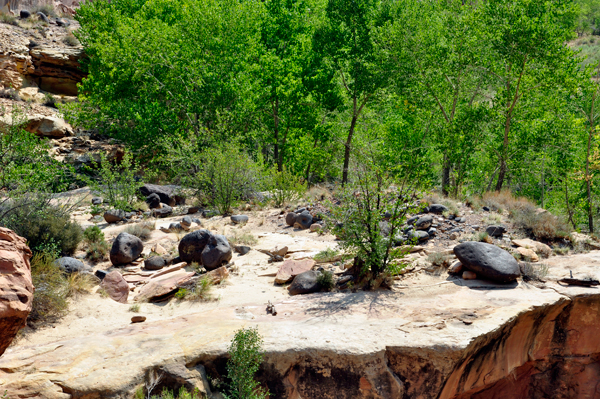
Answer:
[86, 240, 110, 262]
[86, 152, 141, 211]
[125, 221, 155, 241]
[28, 252, 69, 325]
[316, 270, 334, 291]
[225, 327, 268, 399]
[265, 166, 306, 208]
[83, 225, 104, 244]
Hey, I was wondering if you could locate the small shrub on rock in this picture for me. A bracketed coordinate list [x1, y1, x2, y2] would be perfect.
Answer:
[317, 270, 335, 291]
[175, 275, 214, 301]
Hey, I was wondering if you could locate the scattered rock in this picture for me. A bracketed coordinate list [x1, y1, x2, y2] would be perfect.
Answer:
[231, 215, 249, 224]
[145, 193, 161, 209]
[54, 257, 92, 274]
[131, 316, 146, 323]
[144, 256, 166, 270]
[188, 206, 201, 214]
[415, 215, 433, 230]
[408, 230, 430, 242]
[462, 270, 477, 280]
[310, 223, 322, 232]
[201, 234, 232, 271]
[20, 10, 31, 19]
[139, 184, 182, 206]
[36, 11, 48, 23]
[515, 247, 539, 262]
[294, 211, 313, 230]
[288, 270, 320, 295]
[448, 261, 463, 274]
[104, 209, 125, 223]
[152, 205, 173, 218]
[234, 245, 251, 255]
[512, 238, 552, 257]
[0, 228, 33, 356]
[179, 230, 212, 263]
[454, 242, 521, 283]
[91, 197, 103, 205]
[285, 212, 298, 226]
[486, 225, 506, 238]
[100, 271, 129, 303]
[180, 216, 192, 230]
[429, 204, 448, 214]
[275, 259, 316, 284]
[95, 270, 107, 280]
[110, 233, 144, 266]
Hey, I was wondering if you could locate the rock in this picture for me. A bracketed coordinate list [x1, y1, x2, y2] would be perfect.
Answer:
[408, 230, 430, 242]
[20, 9, 31, 18]
[152, 205, 173, 218]
[145, 193, 161, 209]
[486, 225, 506, 237]
[449, 232, 459, 240]
[95, 270, 108, 280]
[110, 233, 144, 266]
[201, 234, 232, 270]
[131, 316, 146, 323]
[512, 238, 552, 257]
[516, 247, 539, 262]
[231, 215, 249, 224]
[91, 197, 103, 205]
[407, 216, 419, 225]
[453, 242, 521, 283]
[100, 271, 129, 303]
[462, 270, 477, 280]
[294, 211, 313, 230]
[151, 243, 167, 255]
[271, 246, 289, 257]
[234, 245, 251, 255]
[483, 206, 490, 211]
[427, 227, 437, 236]
[54, 257, 92, 274]
[135, 270, 195, 302]
[180, 216, 192, 230]
[0, 228, 33, 356]
[429, 204, 448, 214]
[275, 259, 316, 284]
[205, 266, 230, 284]
[285, 212, 298, 226]
[144, 256, 166, 271]
[448, 261, 463, 274]
[23, 114, 74, 138]
[179, 230, 212, 263]
[139, 184, 185, 206]
[415, 215, 433, 230]
[36, 11, 48, 22]
[310, 223, 322, 232]
[55, 17, 69, 27]
[187, 206, 201, 214]
[104, 209, 125, 223]
[288, 270, 320, 295]
[202, 209, 219, 218]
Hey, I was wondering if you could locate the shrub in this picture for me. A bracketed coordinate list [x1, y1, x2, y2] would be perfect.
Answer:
[265, 166, 306, 208]
[482, 190, 532, 213]
[28, 252, 68, 325]
[66, 272, 96, 297]
[86, 152, 141, 211]
[86, 240, 109, 262]
[126, 221, 155, 241]
[175, 275, 214, 301]
[63, 33, 79, 46]
[43, 92, 56, 107]
[0, 87, 21, 100]
[511, 207, 569, 240]
[472, 231, 493, 243]
[226, 327, 268, 399]
[129, 304, 141, 312]
[314, 248, 340, 263]
[135, 386, 203, 399]
[520, 262, 549, 282]
[83, 225, 104, 244]
[317, 270, 334, 291]
[0, 13, 19, 26]
[227, 231, 257, 246]
[426, 252, 450, 267]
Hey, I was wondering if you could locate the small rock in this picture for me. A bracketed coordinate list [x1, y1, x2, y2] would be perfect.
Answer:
[294, 211, 313, 230]
[448, 261, 463, 274]
[36, 11, 48, 23]
[515, 247, 539, 262]
[145, 193, 161, 209]
[310, 223, 322, 232]
[408, 230, 430, 242]
[100, 271, 129, 303]
[271, 246, 289, 257]
[55, 17, 70, 27]
[202, 209, 219, 218]
[151, 243, 167, 255]
[482, 206, 490, 212]
[415, 215, 433, 230]
[449, 232, 459, 240]
[427, 227, 437, 236]
[234, 245, 251, 255]
[104, 209, 125, 223]
[180, 216, 192, 230]
[486, 225, 506, 238]
[275, 258, 316, 284]
[144, 256, 166, 270]
[152, 204, 173, 218]
[54, 257, 92, 274]
[406, 216, 419, 225]
[288, 271, 320, 295]
[429, 204, 448, 214]
[91, 197, 103, 205]
[187, 206, 201, 214]
[110, 232, 144, 266]
[95, 270, 108, 280]
[231, 215, 249, 224]
[462, 270, 477, 280]
[285, 212, 298, 226]
[131, 316, 146, 323]
[20, 9, 31, 19]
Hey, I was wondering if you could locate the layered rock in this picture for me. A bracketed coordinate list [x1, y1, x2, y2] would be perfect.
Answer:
[0, 227, 33, 356]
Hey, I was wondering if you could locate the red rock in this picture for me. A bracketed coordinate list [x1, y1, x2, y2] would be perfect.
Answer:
[205, 266, 229, 284]
[135, 271, 195, 302]
[462, 271, 477, 280]
[100, 271, 129, 304]
[275, 259, 316, 284]
[131, 316, 146, 323]
[0, 228, 33, 356]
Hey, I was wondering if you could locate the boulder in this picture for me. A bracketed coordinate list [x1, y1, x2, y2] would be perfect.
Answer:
[100, 271, 129, 304]
[152, 205, 173, 218]
[144, 256, 166, 271]
[20, 9, 31, 18]
[415, 215, 433, 230]
[294, 211, 313, 230]
[453, 242, 521, 283]
[486, 225, 506, 238]
[145, 193, 161, 209]
[516, 247, 539, 262]
[0, 228, 33, 356]
[110, 233, 144, 266]
[179, 230, 212, 263]
[231, 215, 249, 224]
[285, 212, 297, 226]
[54, 257, 92, 274]
[23, 115, 74, 138]
[104, 209, 125, 223]
[234, 245, 251, 255]
[201, 234, 232, 270]
[91, 197, 103, 205]
[139, 184, 185, 207]
[275, 259, 316, 284]
[180, 216, 192, 230]
[429, 204, 448, 214]
[288, 270, 320, 295]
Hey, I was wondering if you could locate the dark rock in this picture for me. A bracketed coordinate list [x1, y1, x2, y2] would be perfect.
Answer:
[201, 234, 232, 270]
[294, 211, 313, 230]
[131, 316, 146, 323]
[139, 184, 184, 207]
[152, 205, 173, 218]
[110, 232, 144, 266]
[288, 271, 320, 295]
[447, 214, 455, 220]
[337, 275, 353, 287]
[403, 225, 415, 234]
[54, 257, 91, 274]
[231, 215, 249, 224]
[20, 10, 31, 19]
[234, 245, 251, 255]
[36, 11, 48, 23]
[124, 212, 136, 219]
[429, 204, 448, 214]
[104, 209, 125, 223]
[181, 216, 192, 229]
[427, 227, 437, 236]
[91, 197, 103, 205]
[144, 256, 166, 270]
[486, 225, 506, 238]
[192, 218, 202, 225]
[187, 206, 201, 214]
[167, 223, 183, 233]
[202, 209, 219, 218]
[285, 212, 298, 226]
[95, 270, 107, 280]
[457, 217, 465, 223]
[483, 206, 490, 212]
[415, 215, 433, 230]
[55, 17, 69, 27]
[178, 230, 212, 263]
[145, 193, 161, 209]
[453, 242, 520, 283]
[406, 216, 419, 225]
[295, 207, 306, 214]
[408, 230, 430, 242]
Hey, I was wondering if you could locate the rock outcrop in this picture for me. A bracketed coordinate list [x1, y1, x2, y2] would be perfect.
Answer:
[0, 227, 33, 356]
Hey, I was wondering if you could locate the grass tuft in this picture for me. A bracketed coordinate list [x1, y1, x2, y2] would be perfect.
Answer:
[126, 221, 155, 241]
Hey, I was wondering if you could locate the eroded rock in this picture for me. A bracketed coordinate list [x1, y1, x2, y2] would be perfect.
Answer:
[454, 242, 520, 283]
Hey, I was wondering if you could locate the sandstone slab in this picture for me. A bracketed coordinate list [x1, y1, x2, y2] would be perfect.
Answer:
[275, 258, 316, 284]
[100, 271, 129, 304]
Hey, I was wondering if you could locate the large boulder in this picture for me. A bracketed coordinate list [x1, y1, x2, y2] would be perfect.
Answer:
[54, 257, 92, 274]
[201, 234, 232, 270]
[288, 270, 320, 295]
[145, 193, 161, 209]
[139, 184, 185, 207]
[104, 209, 125, 224]
[0, 228, 34, 356]
[429, 204, 448, 214]
[178, 230, 212, 263]
[453, 242, 521, 283]
[110, 233, 144, 266]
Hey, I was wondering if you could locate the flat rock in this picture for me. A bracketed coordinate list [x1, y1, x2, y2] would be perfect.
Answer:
[275, 258, 316, 284]
[230, 215, 249, 224]
[512, 238, 551, 257]
[135, 270, 195, 302]
[100, 271, 129, 303]
[516, 247, 539, 262]
[454, 242, 521, 283]
[131, 316, 146, 323]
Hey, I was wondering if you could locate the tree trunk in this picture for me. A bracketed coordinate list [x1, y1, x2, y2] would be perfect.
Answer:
[442, 152, 450, 196]
[342, 99, 359, 185]
[587, 117, 595, 233]
[496, 103, 512, 191]
[273, 98, 281, 171]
